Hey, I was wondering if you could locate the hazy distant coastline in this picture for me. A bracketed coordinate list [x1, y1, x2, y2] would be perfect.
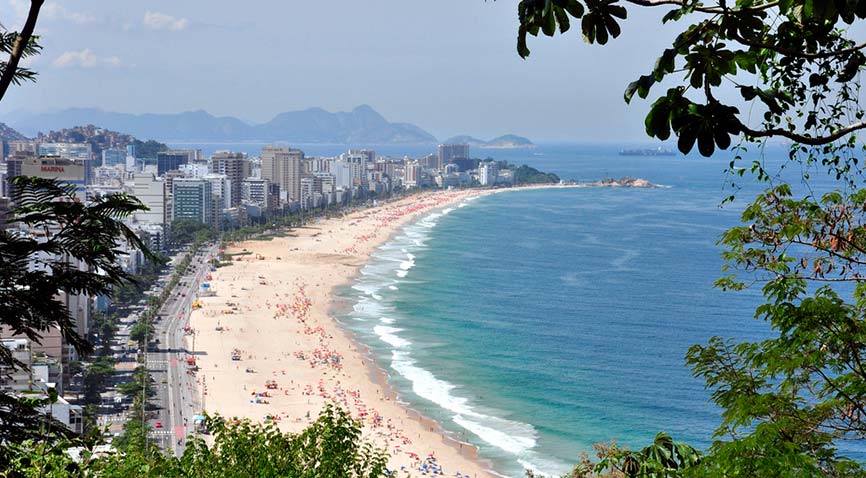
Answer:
[1, 105, 535, 147]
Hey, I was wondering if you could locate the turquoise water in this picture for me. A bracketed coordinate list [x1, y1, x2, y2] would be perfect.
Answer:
[177, 140, 844, 476]
[336, 144, 780, 477]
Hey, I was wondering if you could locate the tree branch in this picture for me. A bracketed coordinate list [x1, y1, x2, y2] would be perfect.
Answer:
[0, 0, 44, 103]
[622, 0, 778, 14]
[741, 121, 866, 145]
[731, 31, 866, 60]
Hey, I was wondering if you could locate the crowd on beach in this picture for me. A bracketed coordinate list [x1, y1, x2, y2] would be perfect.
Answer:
[192, 190, 491, 477]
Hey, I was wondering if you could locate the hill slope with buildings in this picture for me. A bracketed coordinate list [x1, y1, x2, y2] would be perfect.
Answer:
[0, 122, 28, 142]
[32, 125, 168, 158]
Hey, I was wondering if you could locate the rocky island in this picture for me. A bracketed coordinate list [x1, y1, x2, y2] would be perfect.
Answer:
[560, 177, 660, 188]
[444, 134, 536, 149]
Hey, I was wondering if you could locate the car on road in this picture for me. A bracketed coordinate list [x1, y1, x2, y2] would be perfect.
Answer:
[155, 421, 163, 428]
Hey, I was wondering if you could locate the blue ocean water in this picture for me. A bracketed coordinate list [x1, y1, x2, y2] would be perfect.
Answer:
[178, 140, 846, 476]
[336, 143, 778, 477]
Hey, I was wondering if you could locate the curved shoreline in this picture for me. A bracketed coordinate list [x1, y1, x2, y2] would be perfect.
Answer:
[187, 183, 648, 477]
[325, 201, 502, 475]
[189, 188, 505, 478]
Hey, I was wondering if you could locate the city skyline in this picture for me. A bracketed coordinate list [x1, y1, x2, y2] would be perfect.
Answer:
[0, 0, 682, 142]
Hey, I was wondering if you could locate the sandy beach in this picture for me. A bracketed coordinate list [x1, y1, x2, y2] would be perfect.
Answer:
[188, 188, 505, 477]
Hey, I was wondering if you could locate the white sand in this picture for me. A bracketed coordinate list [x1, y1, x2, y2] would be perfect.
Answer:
[189, 189, 503, 477]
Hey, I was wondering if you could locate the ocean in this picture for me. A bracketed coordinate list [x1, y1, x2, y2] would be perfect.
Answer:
[334, 143, 780, 477]
[172, 141, 828, 476]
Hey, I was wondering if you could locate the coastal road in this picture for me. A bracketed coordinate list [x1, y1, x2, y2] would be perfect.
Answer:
[147, 243, 216, 456]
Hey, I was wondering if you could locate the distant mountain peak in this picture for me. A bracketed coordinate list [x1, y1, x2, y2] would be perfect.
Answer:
[5, 105, 438, 144]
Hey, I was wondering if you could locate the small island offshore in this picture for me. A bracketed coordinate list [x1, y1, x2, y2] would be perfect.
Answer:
[443, 134, 537, 149]
[580, 176, 658, 188]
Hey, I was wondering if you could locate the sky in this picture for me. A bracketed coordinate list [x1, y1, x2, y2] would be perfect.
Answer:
[0, 1, 684, 142]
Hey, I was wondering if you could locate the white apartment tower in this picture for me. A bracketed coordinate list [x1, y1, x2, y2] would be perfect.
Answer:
[131, 172, 166, 225]
[261, 146, 304, 203]
[241, 178, 269, 209]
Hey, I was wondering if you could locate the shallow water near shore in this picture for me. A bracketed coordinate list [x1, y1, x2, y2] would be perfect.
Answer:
[180, 140, 859, 476]
[337, 143, 778, 477]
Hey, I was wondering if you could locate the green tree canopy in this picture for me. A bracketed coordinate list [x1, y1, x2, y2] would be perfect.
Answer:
[170, 218, 213, 246]
[509, 1, 866, 477]
[0, 177, 151, 451]
[3, 406, 389, 478]
[512, 0, 866, 159]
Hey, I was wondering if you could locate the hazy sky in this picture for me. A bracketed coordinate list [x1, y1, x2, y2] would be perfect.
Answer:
[0, 1, 683, 141]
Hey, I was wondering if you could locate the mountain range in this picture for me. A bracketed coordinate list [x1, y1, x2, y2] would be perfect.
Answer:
[0, 105, 446, 145]
[1, 106, 535, 147]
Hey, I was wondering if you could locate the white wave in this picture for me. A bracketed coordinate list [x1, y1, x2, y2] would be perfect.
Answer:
[453, 416, 536, 455]
[458, 203, 468, 208]
[391, 350, 469, 414]
[353, 297, 384, 317]
[373, 325, 411, 348]
[388, 285, 398, 291]
[516, 458, 564, 478]
[380, 317, 395, 324]
[353, 283, 383, 296]
[442, 207, 455, 215]
[390, 351, 539, 457]
[371, 293, 382, 301]
[396, 270, 408, 278]
[399, 258, 415, 271]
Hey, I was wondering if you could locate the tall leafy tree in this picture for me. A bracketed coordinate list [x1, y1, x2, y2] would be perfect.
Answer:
[0, 177, 151, 450]
[3, 406, 389, 478]
[508, 1, 866, 477]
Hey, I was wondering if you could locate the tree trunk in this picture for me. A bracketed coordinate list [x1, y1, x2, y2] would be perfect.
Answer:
[0, 0, 44, 103]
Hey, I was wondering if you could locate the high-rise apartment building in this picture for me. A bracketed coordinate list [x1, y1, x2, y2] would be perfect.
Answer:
[8, 140, 37, 155]
[172, 178, 213, 226]
[241, 178, 269, 209]
[3, 150, 30, 198]
[38, 143, 92, 161]
[479, 161, 500, 186]
[157, 150, 199, 176]
[101, 149, 127, 168]
[437, 144, 470, 169]
[211, 151, 249, 207]
[340, 150, 371, 187]
[261, 146, 304, 203]
[21, 156, 88, 200]
[404, 161, 420, 187]
[131, 172, 166, 225]
[325, 160, 351, 189]
[37, 143, 94, 184]
[204, 173, 232, 210]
